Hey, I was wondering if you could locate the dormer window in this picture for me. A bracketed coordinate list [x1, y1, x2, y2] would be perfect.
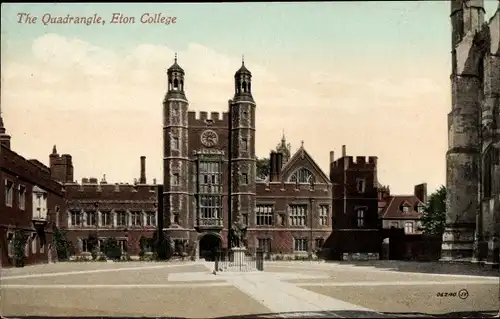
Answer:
[416, 205, 425, 213]
[402, 205, 410, 213]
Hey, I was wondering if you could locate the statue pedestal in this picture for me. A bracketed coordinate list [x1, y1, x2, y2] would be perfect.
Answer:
[231, 247, 247, 268]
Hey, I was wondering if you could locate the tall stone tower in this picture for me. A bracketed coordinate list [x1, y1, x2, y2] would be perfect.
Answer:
[443, 0, 485, 262]
[228, 59, 256, 244]
[163, 54, 190, 230]
[444, 0, 500, 266]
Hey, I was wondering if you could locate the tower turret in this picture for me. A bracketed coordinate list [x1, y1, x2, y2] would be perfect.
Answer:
[228, 57, 256, 240]
[0, 106, 11, 149]
[163, 53, 190, 229]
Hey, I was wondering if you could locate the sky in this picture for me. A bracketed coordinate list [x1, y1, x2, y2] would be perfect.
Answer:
[1, 2, 499, 195]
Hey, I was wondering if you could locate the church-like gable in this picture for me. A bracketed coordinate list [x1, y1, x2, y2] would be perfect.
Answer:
[279, 141, 330, 185]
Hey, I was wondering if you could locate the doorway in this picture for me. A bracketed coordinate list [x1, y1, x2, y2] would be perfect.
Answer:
[199, 233, 221, 261]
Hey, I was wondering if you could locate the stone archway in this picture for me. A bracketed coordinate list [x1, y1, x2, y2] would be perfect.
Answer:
[199, 233, 221, 261]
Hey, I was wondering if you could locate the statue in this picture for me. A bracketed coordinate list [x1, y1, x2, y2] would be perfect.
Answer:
[230, 214, 247, 248]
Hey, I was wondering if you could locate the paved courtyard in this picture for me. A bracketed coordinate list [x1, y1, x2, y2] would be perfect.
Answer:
[0, 260, 498, 318]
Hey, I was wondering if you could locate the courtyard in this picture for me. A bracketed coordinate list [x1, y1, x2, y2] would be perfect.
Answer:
[0, 260, 498, 318]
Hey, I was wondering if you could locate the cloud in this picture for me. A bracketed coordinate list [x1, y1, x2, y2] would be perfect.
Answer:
[1, 33, 449, 194]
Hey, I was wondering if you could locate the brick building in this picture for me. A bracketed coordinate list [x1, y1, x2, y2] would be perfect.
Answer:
[162, 57, 333, 257]
[444, 0, 499, 266]
[325, 145, 381, 260]
[50, 148, 160, 256]
[0, 114, 66, 267]
[379, 183, 427, 235]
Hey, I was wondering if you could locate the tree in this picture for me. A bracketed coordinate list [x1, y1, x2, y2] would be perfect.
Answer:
[12, 229, 28, 267]
[87, 232, 99, 260]
[256, 157, 270, 180]
[420, 185, 446, 236]
[101, 237, 122, 260]
[53, 227, 73, 261]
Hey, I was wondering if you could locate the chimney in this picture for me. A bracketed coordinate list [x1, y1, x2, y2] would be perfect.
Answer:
[329, 151, 335, 164]
[276, 152, 283, 177]
[414, 183, 428, 204]
[140, 156, 146, 184]
[269, 151, 277, 182]
[342, 145, 346, 157]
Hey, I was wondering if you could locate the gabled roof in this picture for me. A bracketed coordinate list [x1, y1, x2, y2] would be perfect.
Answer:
[280, 142, 330, 184]
[380, 195, 425, 219]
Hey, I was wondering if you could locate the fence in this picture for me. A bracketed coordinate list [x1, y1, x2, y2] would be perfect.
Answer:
[214, 248, 264, 272]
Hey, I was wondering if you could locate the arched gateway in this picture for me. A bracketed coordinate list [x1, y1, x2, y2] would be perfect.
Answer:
[199, 233, 221, 261]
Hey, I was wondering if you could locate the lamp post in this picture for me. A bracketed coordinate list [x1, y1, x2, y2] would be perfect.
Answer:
[94, 202, 99, 252]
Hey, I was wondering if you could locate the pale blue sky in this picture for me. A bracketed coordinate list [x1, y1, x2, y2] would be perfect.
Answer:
[2, 2, 497, 64]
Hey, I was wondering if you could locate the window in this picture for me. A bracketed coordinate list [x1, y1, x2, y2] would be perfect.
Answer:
[118, 240, 127, 252]
[18, 185, 26, 210]
[416, 205, 425, 213]
[25, 240, 29, 257]
[55, 206, 60, 227]
[173, 213, 180, 224]
[241, 173, 248, 185]
[404, 222, 414, 234]
[289, 168, 313, 183]
[356, 179, 366, 193]
[5, 180, 13, 207]
[240, 138, 248, 151]
[171, 136, 179, 150]
[117, 211, 128, 227]
[200, 196, 221, 219]
[242, 110, 249, 120]
[294, 238, 308, 252]
[243, 214, 248, 226]
[256, 205, 273, 226]
[131, 212, 142, 226]
[319, 205, 329, 226]
[32, 234, 37, 254]
[86, 211, 96, 226]
[70, 211, 81, 226]
[198, 160, 222, 194]
[82, 239, 90, 253]
[356, 208, 365, 227]
[402, 205, 410, 213]
[101, 212, 112, 226]
[390, 222, 399, 228]
[146, 212, 156, 226]
[171, 173, 180, 185]
[257, 238, 271, 253]
[289, 205, 307, 226]
[314, 238, 324, 249]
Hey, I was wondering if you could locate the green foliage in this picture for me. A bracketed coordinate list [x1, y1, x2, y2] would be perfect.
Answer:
[101, 237, 122, 261]
[256, 157, 270, 180]
[152, 231, 172, 260]
[12, 229, 28, 267]
[420, 185, 447, 236]
[87, 232, 99, 260]
[53, 227, 73, 261]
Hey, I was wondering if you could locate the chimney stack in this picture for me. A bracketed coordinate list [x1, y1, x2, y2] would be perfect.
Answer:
[140, 156, 146, 184]
[329, 151, 335, 164]
[269, 151, 277, 182]
[342, 145, 346, 157]
[414, 183, 428, 204]
[276, 152, 283, 178]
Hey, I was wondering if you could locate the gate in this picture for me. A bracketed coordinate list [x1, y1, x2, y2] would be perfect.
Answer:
[215, 248, 264, 272]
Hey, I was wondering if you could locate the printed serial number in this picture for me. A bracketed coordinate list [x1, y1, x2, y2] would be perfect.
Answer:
[436, 292, 457, 297]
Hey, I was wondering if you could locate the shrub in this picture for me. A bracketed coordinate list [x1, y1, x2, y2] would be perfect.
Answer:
[53, 227, 73, 261]
[12, 229, 28, 267]
[101, 237, 122, 261]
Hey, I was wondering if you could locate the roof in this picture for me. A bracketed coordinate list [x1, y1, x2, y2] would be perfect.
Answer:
[235, 62, 251, 77]
[380, 195, 425, 219]
[280, 143, 331, 184]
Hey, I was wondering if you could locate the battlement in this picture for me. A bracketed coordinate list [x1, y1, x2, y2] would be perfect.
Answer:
[331, 156, 378, 170]
[188, 111, 229, 127]
[65, 182, 158, 200]
[256, 180, 332, 196]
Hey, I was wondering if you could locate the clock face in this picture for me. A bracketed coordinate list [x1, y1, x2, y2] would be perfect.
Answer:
[200, 130, 219, 148]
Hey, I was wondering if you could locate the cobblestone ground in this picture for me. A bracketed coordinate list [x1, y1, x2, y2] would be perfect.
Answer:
[1, 261, 498, 318]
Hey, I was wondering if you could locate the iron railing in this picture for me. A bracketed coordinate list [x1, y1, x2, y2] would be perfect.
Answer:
[215, 248, 264, 272]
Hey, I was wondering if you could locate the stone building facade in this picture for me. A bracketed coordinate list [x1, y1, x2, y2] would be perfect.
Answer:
[443, 0, 499, 267]
[0, 115, 66, 267]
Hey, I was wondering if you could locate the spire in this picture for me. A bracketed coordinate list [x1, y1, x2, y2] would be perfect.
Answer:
[242, 54, 244, 65]
[166, 52, 185, 97]
[234, 56, 252, 99]
[52, 145, 57, 155]
[174, 52, 177, 63]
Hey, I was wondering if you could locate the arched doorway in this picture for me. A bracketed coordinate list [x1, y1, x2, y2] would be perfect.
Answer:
[199, 233, 221, 261]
